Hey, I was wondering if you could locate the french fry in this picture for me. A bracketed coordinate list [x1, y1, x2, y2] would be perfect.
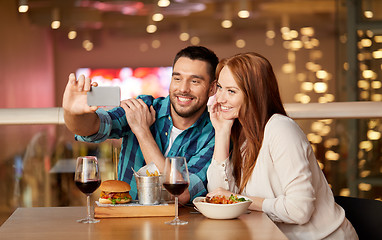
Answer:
[146, 170, 159, 177]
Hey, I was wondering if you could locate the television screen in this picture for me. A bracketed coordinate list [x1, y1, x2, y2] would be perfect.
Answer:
[76, 67, 173, 100]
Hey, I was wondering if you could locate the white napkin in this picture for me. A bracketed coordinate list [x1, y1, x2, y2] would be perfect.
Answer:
[136, 162, 160, 176]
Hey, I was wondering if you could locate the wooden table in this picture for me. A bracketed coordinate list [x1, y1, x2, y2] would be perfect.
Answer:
[0, 206, 287, 240]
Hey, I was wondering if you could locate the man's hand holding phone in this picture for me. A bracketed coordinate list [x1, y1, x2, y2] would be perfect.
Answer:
[63, 73, 121, 115]
[63, 73, 99, 115]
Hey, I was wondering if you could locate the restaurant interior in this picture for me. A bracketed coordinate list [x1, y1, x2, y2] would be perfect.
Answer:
[0, 0, 382, 228]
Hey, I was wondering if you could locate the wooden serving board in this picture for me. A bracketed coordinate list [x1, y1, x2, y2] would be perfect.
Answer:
[94, 202, 175, 218]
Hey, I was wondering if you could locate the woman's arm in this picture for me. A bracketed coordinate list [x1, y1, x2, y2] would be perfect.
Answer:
[262, 117, 316, 224]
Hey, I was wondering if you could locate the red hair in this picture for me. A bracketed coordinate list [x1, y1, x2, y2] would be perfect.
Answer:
[216, 52, 287, 192]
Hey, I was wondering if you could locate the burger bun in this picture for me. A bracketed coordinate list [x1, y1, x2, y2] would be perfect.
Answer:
[100, 180, 131, 192]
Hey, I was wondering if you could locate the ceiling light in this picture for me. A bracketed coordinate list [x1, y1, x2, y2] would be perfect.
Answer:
[266, 30, 275, 39]
[146, 24, 157, 33]
[361, 38, 372, 47]
[371, 81, 382, 89]
[151, 39, 161, 48]
[316, 70, 328, 79]
[362, 70, 375, 79]
[179, 32, 190, 41]
[372, 49, 382, 59]
[236, 39, 246, 48]
[82, 40, 93, 51]
[68, 30, 77, 40]
[51, 8, 60, 30]
[371, 93, 382, 101]
[238, 10, 250, 18]
[300, 27, 314, 37]
[374, 36, 382, 43]
[300, 94, 311, 104]
[301, 82, 313, 91]
[222, 3, 232, 29]
[290, 40, 303, 50]
[364, 11, 373, 19]
[221, 20, 232, 29]
[190, 36, 200, 45]
[314, 82, 328, 93]
[238, 0, 250, 18]
[152, 13, 164, 22]
[324, 94, 335, 102]
[158, 0, 170, 8]
[18, 0, 28, 13]
[289, 30, 298, 39]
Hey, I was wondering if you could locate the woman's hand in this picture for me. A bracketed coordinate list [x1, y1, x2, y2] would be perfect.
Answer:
[209, 98, 234, 134]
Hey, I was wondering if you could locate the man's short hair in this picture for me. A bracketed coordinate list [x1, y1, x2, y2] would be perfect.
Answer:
[173, 46, 219, 83]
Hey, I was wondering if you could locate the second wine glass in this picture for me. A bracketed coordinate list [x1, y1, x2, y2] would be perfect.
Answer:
[163, 156, 190, 225]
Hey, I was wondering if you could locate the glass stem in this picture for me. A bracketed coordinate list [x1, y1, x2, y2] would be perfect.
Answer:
[175, 196, 179, 220]
[87, 194, 91, 219]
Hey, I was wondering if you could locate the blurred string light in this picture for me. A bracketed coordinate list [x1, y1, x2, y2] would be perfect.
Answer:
[179, 21, 190, 42]
[146, 17, 157, 33]
[51, 8, 60, 29]
[82, 40, 93, 51]
[237, 0, 250, 19]
[221, 3, 232, 29]
[236, 39, 246, 48]
[68, 30, 77, 40]
[265, 20, 275, 46]
[374, 35, 382, 43]
[358, 183, 372, 191]
[151, 39, 161, 48]
[152, 13, 164, 22]
[146, 24, 157, 33]
[18, 0, 29, 13]
[139, 43, 149, 52]
[190, 36, 200, 45]
[364, 0, 373, 19]
[157, 0, 170, 8]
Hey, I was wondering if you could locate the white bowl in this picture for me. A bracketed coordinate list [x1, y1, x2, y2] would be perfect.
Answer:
[193, 196, 252, 220]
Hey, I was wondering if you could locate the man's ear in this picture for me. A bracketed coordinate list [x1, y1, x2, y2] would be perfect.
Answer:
[209, 80, 217, 97]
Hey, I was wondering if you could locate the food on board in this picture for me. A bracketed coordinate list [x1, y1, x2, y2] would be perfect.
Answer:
[99, 180, 132, 204]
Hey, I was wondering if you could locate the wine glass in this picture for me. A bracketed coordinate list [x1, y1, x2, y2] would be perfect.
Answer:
[163, 156, 190, 225]
[74, 156, 101, 223]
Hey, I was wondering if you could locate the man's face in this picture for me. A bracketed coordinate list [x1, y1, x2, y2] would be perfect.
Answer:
[169, 57, 214, 119]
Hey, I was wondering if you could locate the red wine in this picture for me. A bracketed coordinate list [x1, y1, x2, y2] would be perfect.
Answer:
[75, 180, 101, 194]
[163, 181, 189, 196]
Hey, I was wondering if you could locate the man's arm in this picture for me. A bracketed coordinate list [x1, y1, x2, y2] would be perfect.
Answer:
[62, 73, 100, 136]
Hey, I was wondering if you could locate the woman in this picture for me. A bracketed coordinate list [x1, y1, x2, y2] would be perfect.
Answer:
[207, 52, 358, 240]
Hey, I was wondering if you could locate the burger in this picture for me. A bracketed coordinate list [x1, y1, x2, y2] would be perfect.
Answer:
[99, 180, 132, 204]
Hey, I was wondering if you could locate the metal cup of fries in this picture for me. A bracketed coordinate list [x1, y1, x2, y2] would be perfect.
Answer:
[134, 165, 162, 205]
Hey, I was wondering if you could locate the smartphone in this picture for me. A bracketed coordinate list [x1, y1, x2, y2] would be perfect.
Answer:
[87, 86, 121, 107]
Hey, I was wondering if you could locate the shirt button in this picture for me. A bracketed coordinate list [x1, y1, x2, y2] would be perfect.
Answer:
[168, 116, 171, 120]
[222, 163, 225, 167]
[225, 178, 228, 182]
[165, 132, 168, 136]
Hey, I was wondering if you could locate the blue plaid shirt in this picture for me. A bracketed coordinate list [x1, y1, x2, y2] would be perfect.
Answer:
[75, 95, 215, 201]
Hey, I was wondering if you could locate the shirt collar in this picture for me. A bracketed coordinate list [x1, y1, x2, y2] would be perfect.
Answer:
[157, 96, 210, 129]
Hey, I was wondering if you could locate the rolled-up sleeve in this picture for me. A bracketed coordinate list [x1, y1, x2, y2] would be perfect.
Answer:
[75, 108, 112, 143]
[207, 157, 236, 192]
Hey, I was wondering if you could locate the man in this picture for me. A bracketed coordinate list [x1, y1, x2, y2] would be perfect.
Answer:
[63, 46, 218, 203]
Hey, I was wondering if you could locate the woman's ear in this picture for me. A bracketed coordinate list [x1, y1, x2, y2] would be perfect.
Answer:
[209, 80, 217, 97]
